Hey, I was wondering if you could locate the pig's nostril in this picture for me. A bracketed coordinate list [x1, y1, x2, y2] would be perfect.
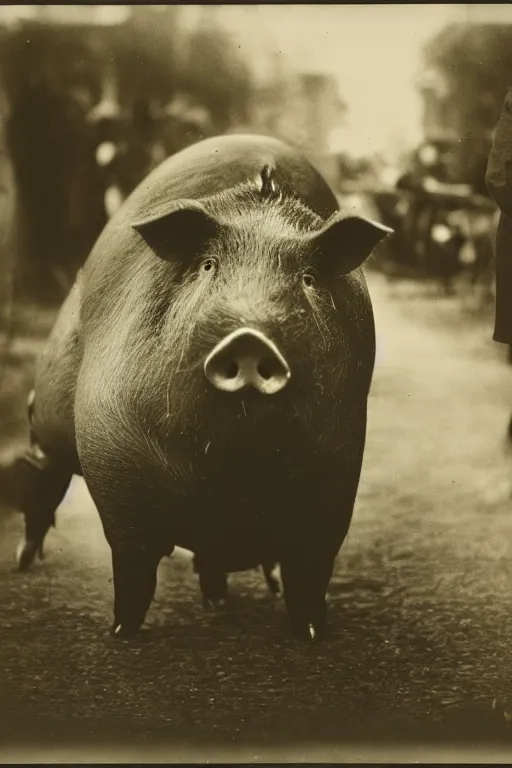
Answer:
[225, 361, 239, 379]
[204, 328, 291, 394]
[257, 358, 275, 380]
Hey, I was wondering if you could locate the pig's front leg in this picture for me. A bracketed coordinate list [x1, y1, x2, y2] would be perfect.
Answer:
[101, 510, 173, 639]
[110, 543, 167, 638]
[280, 543, 338, 642]
[90, 490, 173, 638]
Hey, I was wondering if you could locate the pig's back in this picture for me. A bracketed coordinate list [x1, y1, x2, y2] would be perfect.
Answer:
[80, 135, 342, 323]
[121, 134, 340, 223]
[79, 134, 343, 338]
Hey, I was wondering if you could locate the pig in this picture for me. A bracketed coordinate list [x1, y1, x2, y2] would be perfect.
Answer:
[4, 134, 391, 641]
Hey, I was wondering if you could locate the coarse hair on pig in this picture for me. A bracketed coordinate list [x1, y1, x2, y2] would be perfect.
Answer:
[80, 172, 380, 479]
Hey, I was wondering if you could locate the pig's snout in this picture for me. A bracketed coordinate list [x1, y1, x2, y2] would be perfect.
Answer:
[204, 328, 291, 395]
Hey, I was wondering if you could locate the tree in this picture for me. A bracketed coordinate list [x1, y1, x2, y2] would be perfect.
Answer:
[422, 23, 512, 186]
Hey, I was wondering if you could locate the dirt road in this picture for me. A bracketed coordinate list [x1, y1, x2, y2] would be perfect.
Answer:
[1, 274, 512, 763]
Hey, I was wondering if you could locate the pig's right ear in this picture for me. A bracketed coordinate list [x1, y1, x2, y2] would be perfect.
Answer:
[309, 213, 393, 275]
[131, 200, 222, 260]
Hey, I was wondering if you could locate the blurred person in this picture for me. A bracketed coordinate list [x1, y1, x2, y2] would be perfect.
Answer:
[160, 94, 212, 158]
[119, 97, 166, 196]
[472, 136, 495, 199]
[396, 141, 451, 194]
[396, 138, 494, 294]
[486, 86, 512, 346]
[7, 79, 95, 299]
[395, 142, 450, 270]
[486, 85, 512, 445]
[480, 86, 512, 507]
[86, 96, 127, 220]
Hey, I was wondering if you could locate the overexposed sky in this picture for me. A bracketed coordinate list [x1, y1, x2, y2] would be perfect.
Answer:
[213, 4, 464, 159]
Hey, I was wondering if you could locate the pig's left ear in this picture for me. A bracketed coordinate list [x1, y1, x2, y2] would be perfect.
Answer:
[309, 213, 393, 275]
[131, 200, 222, 260]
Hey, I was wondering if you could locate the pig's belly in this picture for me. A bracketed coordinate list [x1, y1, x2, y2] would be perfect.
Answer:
[171, 514, 279, 572]
[153, 442, 304, 568]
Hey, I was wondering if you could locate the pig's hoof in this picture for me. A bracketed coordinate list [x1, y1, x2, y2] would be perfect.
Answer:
[290, 619, 326, 643]
[111, 622, 141, 639]
[307, 623, 326, 641]
[16, 539, 40, 571]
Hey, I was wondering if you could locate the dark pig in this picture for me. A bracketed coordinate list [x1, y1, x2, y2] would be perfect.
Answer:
[4, 134, 392, 641]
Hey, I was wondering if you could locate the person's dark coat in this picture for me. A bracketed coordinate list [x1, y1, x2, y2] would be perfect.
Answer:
[486, 86, 512, 344]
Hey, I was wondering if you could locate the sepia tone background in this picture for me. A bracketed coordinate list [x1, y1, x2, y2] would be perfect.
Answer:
[1, 4, 512, 763]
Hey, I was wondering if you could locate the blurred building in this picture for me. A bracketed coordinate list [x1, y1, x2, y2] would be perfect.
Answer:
[270, 72, 346, 183]
[417, 68, 456, 143]
[191, 4, 347, 181]
[280, 73, 346, 155]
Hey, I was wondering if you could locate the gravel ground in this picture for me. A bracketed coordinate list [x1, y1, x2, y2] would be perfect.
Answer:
[1, 273, 512, 763]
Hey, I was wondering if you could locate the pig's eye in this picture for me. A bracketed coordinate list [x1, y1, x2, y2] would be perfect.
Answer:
[302, 273, 316, 288]
[201, 258, 216, 274]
